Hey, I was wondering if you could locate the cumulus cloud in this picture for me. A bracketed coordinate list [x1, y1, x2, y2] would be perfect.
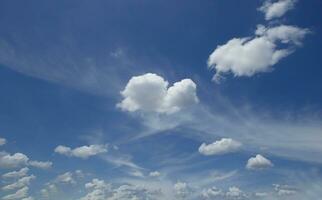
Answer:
[259, 0, 296, 20]
[0, 152, 29, 169]
[28, 160, 52, 169]
[54, 144, 108, 159]
[208, 23, 309, 82]
[108, 184, 161, 200]
[117, 73, 199, 114]
[2, 168, 29, 179]
[273, 184, 297, 196]
[246, 154, 274, 170]
[0, 137, 6, 146]
[199, 138, 242, 156]
[2, 175, 36, 191]
[2, 186, 30, 200]
[80, 179, 111, 200]
[55, 172, 76, 185]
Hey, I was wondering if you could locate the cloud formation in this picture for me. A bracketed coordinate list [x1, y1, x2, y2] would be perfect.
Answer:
[0, 152, 29, 169]
[54, 144, 108, 159]
[2, 168, 30, 179]
[28, 161, 52, 169]
[259, 0, 296, 20]
[199, 138, 242, 156]
[246, 154, 274, 170]
[117, 73, 199, 114]
[208, 24, 309, 82]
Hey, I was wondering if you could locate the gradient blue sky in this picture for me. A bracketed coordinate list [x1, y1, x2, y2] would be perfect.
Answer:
[0, 0, 322, 199]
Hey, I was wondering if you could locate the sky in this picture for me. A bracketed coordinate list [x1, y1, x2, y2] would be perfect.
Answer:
[0, 0, 322, 199]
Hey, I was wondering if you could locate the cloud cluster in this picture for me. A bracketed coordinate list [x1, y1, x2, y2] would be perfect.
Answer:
[199, 138, 242, 156]
[202, 186, 246, 200]
[54, 144, 108, 159]
[259, 0, 296, 20]
[1, 167, 35, 200]
[117, 73, 199, 114]
[246, 154, 274, 170]
[208, 24, 309, 82]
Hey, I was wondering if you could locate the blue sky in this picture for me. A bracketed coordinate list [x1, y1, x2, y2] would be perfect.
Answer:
[0, 0, 322, 199]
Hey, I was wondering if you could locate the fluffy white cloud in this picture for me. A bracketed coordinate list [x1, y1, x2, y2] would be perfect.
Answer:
[2, 186, 30, 200]
[208, 24, 309, 82]
[149, 171, 161, 177]
[0, 152, 29, 169]
[259, 0, 296, 20]
[199, 138, 242, 156]
[28, 160, 52, 169]
[54, 144, 108, 159]
[246, 154, 274, 170]
[0, 137, 6, 146]
[117, 73, 199, 114]
[2, 167, 29, 179]
[2, 175, 35, 191]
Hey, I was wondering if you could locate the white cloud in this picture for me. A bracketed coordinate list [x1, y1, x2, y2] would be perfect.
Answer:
[2, 175, 35, 191]
[259, 0, 296, 20]
[55, 172, 76, 185]
[226, 186, 245, 199]
[117, 73, 198, 114]
[246, 154, 274, 170]
[80, 179, 111, 200]
[54, 144, 108, 159]
[208, 24, 309, 82]
[2, 186, 30, 200]
[202, 187, 224, 199]
[108, 184, 162, 200]
[199, 138, 242, 156]
[0, 137, 6, 146]
[0, 152, 29, 169]
[273, 184, 297, 196]
[2, 167, 29, 179]
[174, 181, 190, 199]
[149, 171, 161, 177]
[28, 160, 52, 169]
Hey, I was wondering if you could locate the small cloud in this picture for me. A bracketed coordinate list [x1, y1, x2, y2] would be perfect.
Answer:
[28, 160, 53, 169]
[246, 154, 274, 170]
[199, 138, 242, 156]
[54, 144, 108, 159]
[259, 0, 296, 20]
[0, 137, 6, 146]
[149, 171, 161, 177]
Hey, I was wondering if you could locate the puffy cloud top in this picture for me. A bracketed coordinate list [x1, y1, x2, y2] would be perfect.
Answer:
[259, 0, 296, 20]
[117, 73, 199, 114]
[199, 138, 242, 156]
[2, 168, 30, 179]
[246, 154, 274, 170]
[54, 144, 108, 159]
